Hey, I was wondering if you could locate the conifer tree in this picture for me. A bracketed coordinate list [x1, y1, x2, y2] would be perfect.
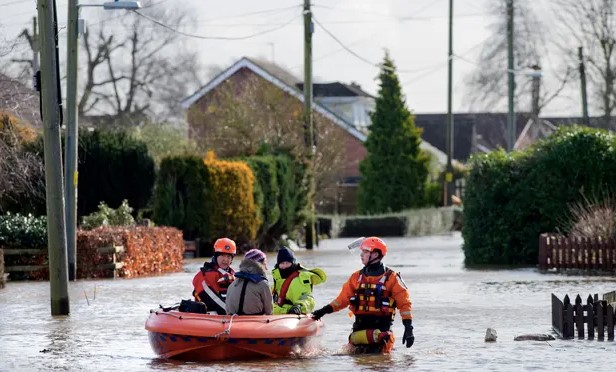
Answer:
[358, 53, 429, 214]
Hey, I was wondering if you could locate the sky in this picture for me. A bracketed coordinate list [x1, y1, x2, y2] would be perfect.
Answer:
[0, 0, 580, 116]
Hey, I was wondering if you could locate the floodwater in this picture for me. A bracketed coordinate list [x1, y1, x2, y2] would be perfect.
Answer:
[1, 233, 616, 371]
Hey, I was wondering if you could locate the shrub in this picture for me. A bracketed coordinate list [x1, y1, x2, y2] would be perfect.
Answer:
[151, 155, 209, 240]
[21, 129, 156, 218]
[244, 156, 281, 246]
[463, 126, 616, 265]
[204, 151, 260, 248]
[81, 200, 135, 230]
[0, 213, 47, 249]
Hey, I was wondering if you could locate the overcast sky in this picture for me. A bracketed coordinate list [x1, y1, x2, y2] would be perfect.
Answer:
[1, 0, 580, 116]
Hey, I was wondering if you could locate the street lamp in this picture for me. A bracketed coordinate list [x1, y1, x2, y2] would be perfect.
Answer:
[64, 0, 141, 280]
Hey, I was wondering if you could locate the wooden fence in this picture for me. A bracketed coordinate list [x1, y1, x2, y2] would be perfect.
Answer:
[552, 292, 616, 340]
[538, 233, 616, 272]
[2, 245, 124, 279]
[0, 248, 5, 289]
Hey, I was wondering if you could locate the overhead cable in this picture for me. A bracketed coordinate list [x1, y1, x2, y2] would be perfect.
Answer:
[131, 9, 299, 40]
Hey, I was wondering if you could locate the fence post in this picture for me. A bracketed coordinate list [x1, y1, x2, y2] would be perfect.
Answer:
[538, 234, 547, 270]
[575, 295, 584, 338]
[552, 293, 564, 337]
[608, 238, 615, 271]
[597, 300, 604, 340]
[564, 295, 574, 338]
[587, 294, 595, 339]
[607, 303, 615, 341]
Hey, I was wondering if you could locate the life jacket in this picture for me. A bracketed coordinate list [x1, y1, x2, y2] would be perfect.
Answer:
[349, 268, 396, 318]
[274, 270, 301, 306]
[193, 265, 235, 302]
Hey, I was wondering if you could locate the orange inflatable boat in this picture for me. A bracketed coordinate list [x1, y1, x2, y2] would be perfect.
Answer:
[145, 310, 324, 361]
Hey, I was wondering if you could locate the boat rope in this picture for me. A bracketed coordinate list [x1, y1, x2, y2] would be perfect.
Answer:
[213, 314, 236, 339]
[154, 311, 310, 324]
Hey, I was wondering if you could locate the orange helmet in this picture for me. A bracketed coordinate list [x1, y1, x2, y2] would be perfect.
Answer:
[213, 238, 237, 255]
[360, 237, 387, 257]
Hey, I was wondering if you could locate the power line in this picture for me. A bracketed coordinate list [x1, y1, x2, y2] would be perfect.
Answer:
[0, 0, 28, 7]
[313, 15, 445, 74]
[131, 9, 300, 40]
[195, 4, 301, 24]
[401, 38, 489, 87]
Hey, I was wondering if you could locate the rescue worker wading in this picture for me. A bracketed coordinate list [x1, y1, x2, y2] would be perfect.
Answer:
[311, 237, 415, 353]
[192, 238, 237, 315]
[271, 247, 326, 315]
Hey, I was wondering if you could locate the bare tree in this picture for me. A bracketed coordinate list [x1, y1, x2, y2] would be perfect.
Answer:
[188, 73, 347, 206]
[465, 0, 571, 115]
[78, 4, 203, 124]
[0, 113, 44, 212]
[552, 0, 616, 128]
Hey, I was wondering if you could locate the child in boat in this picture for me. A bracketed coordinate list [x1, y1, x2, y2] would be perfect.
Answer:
[226, 249, 273, 315]
[271, 246, 326, 315]
[192, 238, 237, 315]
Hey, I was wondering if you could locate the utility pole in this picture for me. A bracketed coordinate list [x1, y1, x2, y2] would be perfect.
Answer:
[65, 0, 79, 281]
[31, 17, 40, 89]
[506, 0, 516, 152]
[303, 0, 315, 249]
[37, 0, 70, 316]
[444, 0, 454, 206]
[578, 46, 590, 126]
[530, 65, 541, 128]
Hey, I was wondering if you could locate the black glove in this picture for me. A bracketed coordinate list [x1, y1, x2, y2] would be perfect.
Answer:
[311, 304, 333, 320]
[288, 304, 302, 315]
[402, 319, 414, 348]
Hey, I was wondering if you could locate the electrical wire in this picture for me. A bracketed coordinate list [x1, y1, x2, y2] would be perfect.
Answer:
[131, 9, 300, 40]
[194, 4, 301, 24]
[0, 0, 28, 8]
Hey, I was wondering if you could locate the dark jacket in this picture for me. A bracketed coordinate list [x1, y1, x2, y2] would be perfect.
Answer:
[226, 258, 273, 315]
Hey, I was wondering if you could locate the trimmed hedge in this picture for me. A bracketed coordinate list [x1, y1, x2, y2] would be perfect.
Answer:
[152, 156, 209, 241]
[245, 156, 281, 244]
[152, 152, 306, 251]
[77, 226, 184, 278]
[20, 129, 156, 218]
[204, 152, 260, 248]
[462, 126, 616, 265]
[319, 207, 458, 237]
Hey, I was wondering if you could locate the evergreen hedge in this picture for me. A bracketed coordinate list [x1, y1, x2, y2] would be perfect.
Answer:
[462, 126, 616, 265]
[245, 156, 281, 243]
[20, 129, 155, 218]
[152, 152, 306, 250]
[152, 156, 209, 241]
[203, 152, 260, 248]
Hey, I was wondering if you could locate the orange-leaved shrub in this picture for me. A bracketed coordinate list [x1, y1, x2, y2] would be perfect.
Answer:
[204, 151, 260, 249]
[77, 226, 184, 278]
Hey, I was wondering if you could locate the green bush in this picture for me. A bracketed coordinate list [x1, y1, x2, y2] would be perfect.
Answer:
[273, 153, 307, 240]
[203, 152, 260, 247]
[152, 156, 209, 240]
[0, 213, 47, 248]
[245, 156, 281, 242]
[20, 129, 156, 218]
[81, 200, 135, 230]
[463, 126, 616, 265]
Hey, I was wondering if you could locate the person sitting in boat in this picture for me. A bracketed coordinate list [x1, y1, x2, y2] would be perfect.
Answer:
[271, 246, 326, 315]
[311, 237, 414, 353]
[226, 248, 273, 315]
[192, 237, 237, 315]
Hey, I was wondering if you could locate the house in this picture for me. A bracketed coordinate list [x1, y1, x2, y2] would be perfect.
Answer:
[181, 57, 449, 213]
[297, 82, 375, 130]
[0, 73, 42, 127]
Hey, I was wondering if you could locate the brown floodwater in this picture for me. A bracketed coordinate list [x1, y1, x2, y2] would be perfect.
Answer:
[1, 233, 616, 371]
